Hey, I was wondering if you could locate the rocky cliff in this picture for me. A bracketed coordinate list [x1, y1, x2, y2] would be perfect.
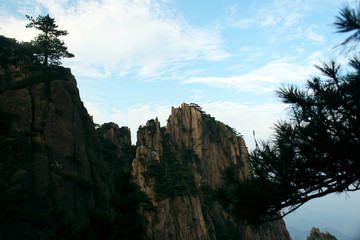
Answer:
[0, 66, 113, 239]
[132, 103, 291, 240]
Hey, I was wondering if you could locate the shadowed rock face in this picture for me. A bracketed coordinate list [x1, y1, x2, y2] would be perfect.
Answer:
[0, 68, 111, 239]
[133, 103, 291, 240]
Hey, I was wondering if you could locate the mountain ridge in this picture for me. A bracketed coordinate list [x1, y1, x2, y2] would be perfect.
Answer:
[0, 63, 291, 239]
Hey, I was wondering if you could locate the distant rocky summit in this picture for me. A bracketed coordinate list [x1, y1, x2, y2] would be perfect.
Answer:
[131, 103, 291, 239]
[307, 227, 337, 240]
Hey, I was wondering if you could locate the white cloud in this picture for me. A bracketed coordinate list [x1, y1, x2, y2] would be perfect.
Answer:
[181, 57, 318, 93]
[307, 50, 324, 62]
[0, 16, 38, 41]
[308, 30, 325, 43]
[57, 0, 227, 76]
[0, 0, 227, 77]
[261, 15, 280, 27]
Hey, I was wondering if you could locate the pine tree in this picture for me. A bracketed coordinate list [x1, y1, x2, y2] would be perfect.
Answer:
[219, 4, 360, 225]
[26, 14, 74, 66]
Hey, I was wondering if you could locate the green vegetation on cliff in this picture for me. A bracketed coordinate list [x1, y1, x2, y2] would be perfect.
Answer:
[0, 35, 73, 95]
[143, 146, 197, 201]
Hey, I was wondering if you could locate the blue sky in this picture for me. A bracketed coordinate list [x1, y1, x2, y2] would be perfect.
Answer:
[1, 0, 360, 238]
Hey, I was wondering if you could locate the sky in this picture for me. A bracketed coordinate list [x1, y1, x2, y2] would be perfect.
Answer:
[1, 0, 360, 238]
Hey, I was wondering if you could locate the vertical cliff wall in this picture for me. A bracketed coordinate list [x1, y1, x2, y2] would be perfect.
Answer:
[0, 63, 291, 239]
[132, 103, 291, 240]
[0, 68, 111, 239]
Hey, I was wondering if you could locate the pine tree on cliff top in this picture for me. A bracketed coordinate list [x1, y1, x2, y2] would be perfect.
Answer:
[219, 4, 360, 225]
[26, 14, 74, 66]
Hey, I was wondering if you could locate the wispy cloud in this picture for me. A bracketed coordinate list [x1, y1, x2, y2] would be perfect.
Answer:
[226, 0, 334, 44]
[228, 1, 305, 29]
[181, 57, 319, 93]
[307, 30, 325, 43]
[0, 0, 228, 78]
